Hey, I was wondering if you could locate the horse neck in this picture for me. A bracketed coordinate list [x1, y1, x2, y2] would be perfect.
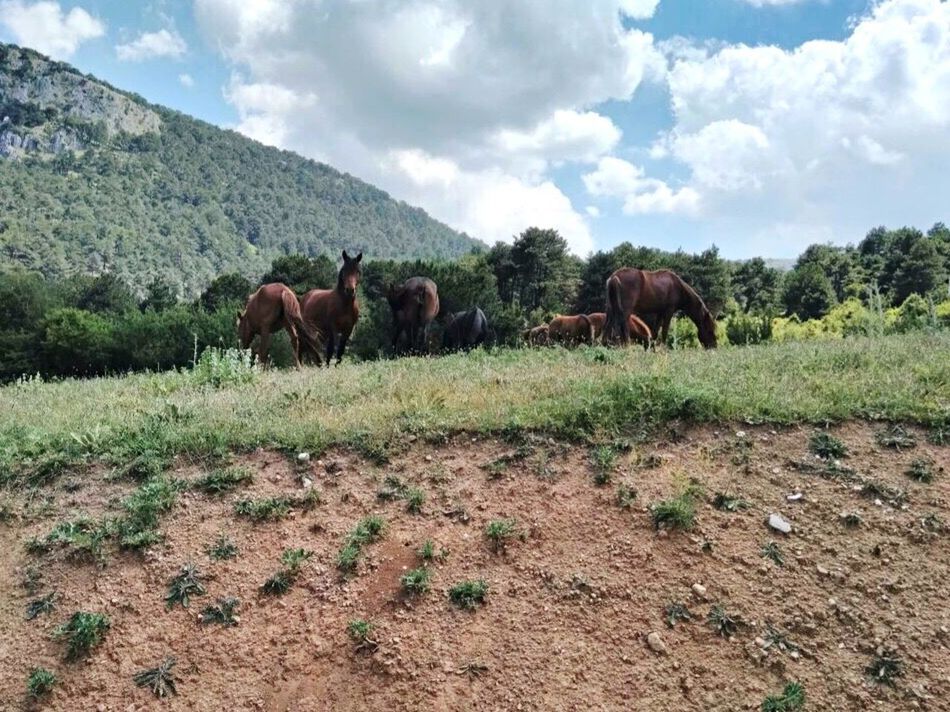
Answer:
[677, 277, 707, 321]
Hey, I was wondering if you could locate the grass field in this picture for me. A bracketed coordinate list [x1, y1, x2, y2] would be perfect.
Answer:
[2, 332, 947, 481]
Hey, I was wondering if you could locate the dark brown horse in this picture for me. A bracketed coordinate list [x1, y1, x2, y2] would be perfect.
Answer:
[548, 314, 595, 346]
[587, 312, 607, 341]
[237, 283, 320, 368]
[300, 250, 362, 366]
[387, 277, 439, 355]
[604, 268, 717, 348]
[523, 324, 550, 346]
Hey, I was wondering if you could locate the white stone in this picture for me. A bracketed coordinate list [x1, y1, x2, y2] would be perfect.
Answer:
[768, 513, 792, 534]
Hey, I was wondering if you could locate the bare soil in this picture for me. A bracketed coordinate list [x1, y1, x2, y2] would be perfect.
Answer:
[1, 423, 948, 711]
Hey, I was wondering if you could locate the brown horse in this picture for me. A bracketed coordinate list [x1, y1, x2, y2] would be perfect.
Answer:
[237, 282, 320, 368]
[625, 313, 653, 348]
[300, 250, 362, 366]
[387, 277, 439, 355]
[604, 268, 717, 348]
[587, 312, 607, 341]
[548, 314, 594, 346]
[523, 324, 550, 347]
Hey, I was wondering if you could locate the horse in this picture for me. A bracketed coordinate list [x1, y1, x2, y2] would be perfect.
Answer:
[387, 277, 439, 355]
[299, 250, 362, 366]
[523, 324, 550, 347]
[442, 307, 489, 352]
[604, 268, 717, 348]
[624, 312, 653, 348]
[548, 314, 594, 346]
[587, 312, 607, 341]
[237, 282, 321, 368]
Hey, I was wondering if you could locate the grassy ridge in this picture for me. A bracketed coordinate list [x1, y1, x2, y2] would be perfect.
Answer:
[1, 333, 948, 478]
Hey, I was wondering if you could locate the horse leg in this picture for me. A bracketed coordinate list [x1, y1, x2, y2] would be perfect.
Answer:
[392, 323, 403, 356]
[335, 330, 350, 365]
[258, 328, 272, 369]
[324, 330, 336, 368]
[283, 319, 302, 369]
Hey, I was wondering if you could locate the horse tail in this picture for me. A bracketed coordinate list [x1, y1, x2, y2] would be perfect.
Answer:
[605, 274, 628, 344]
[578, 314, 594, 345]
[282, 288, 321, 356]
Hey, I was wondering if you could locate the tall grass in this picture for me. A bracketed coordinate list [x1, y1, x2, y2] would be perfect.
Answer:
[0, 333, 947, 473]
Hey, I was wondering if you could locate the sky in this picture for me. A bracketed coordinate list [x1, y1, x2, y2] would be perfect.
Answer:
[1, 0, 948, 259]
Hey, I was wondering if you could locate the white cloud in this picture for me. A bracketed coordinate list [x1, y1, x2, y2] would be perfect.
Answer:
[178, 73, 194, 88]
[0, 0, 104, 59]
[116, 28, 187, 61]
[586, 205, 601, 218]
[195, 0, 665, 252]
[739, 0, 815, 6]
[583, 157, 700, 216]
[224, 75, 317, 148]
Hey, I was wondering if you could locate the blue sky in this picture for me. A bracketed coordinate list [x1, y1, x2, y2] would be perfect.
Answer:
[2, 0, 948, 259]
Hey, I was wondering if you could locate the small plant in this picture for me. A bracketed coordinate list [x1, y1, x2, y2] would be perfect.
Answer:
[922, 513, 945, 532]
[165, 563, 206, 609]
[200, 597, 239, 626]
[418, 539, 447, 562]
[664, 601, 692, 628]
[906, 458, 937, 483]
[347, 618, 379, 652]
[207, 534, 238, 560]
[261, 569, 293, 596]
[132, 657, 178, 698]
[449, 579, 489, 609]
[406, 487, 426, 514]
[616, 483, 638, 509]
[192, 346, 257, 388]
[116, 476, 181, 549]
[53, 611, 110, 660]
[712, 492, 750, 512]
[876, 424, 917, 450]
[809, 430, 847, 459]
[234, 496, 291, 521]
[707, 604, 742, 638]
[651, 495, 695, 531]
[761, 682, 805, 711]
[866, 650, 903, 686]
[26, 667, 57, 698]
[376, 475, 409, 501]
[485, 518, 517, 551]
[262, 548, 313, 595]
[928, 423, 948, 446]
[763, 623, 801, 656]
[591, 445, 617, 486]
[281, 547, 313, 572]
[193, 466, 253, 494]
[761, 541, 785, 566]
[841, 511, 862, 528]
[26, 591, 57, 620]
[400, 567, 432, 595]
[860, 479, 907, 506]
[32, 516, 109, 562]
[337, 516, 386, 572]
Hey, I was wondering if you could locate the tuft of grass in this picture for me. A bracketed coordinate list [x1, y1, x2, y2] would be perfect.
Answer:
[234, 496, 291, 521]
[26, 667, 57, 698]
[53, 611, 110, 660]
[400, 567, 432, 595]
[485, 518, 517, 552]
[200, 597, 239, 626]
[651, 496, 695, 531]
[763, 623, 801, 656]
[347, 619, 379, 652]
[376, 474, 409, 501]
[263, 548, 313, 595]
[165, 563, 206, 609]
[712, 492, 750, 512]
[281, 547, 313, 572]
[866, 650, 903, 686]
[906, 457, 937, 483]
[30, 516, 109, 562]
[761, 682, 805, 712]
[841, 512, 862, 528]
[809, 430, 847, 459]
[664, 601, 692, 628]
[337, 516, 386, 572]
[261, 569, 293, 596]
[876, 424, 917, 450]
[761, 541, 785, 566]
[26, 591, 57, 620]
[116, 476, 181, 550]
[707, 604, 742, 638]
[928, 423, 949, 446]
[207, 533, 238, 560]
[449, 579, 489, 609]
[132, 657, 178, 698]
[591, 445, 617, 486]
[860, 479, 907, 506]
[418, 539, 448, 562]
[406, 487, 426, 514]
[193, 466, 253, 494]
[616, 483, 638, 509]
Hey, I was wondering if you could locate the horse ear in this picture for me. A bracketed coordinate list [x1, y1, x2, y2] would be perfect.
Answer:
[355, 252, 363, 263]
[342, 249, 350, 261]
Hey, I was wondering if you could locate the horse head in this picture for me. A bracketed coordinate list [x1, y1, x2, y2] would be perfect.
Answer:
[338, 250, 363, 298]
[698, 308, 718, 349]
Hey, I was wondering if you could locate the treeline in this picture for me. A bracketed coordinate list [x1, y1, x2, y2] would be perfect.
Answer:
[1, 223, 948, 380]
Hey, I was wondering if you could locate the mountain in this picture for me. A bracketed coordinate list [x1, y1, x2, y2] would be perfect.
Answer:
[0, 43, 481, 295]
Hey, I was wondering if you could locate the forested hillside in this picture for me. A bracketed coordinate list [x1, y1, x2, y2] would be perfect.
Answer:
[0, 43, 480, 295]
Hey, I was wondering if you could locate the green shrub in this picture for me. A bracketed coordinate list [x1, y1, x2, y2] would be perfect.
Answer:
[448, 579, 489, 609]
[191, 347, 258, 387]
[53, 611, 110, 660]
[27, 667, 57, 698]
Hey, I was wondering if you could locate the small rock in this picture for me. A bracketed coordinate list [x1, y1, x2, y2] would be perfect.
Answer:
[692, 583, 707, 598]
[786, 493, 803, 501]
[735, 431, 746, 438]
[768, 513, 792, 534]
[647, 632, 668, 654]
[817, 564, 830, 576]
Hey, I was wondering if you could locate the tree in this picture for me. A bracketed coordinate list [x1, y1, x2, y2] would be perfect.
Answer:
[680, 246, 731, 317]
[732, 258, 781, 314]
[39, 308, 113, 375]
[486, 242, 517, 305]
[508, 227, 579, 313]
[65, 273, 136, 314]
[198, 272, 253, 312]
[783, 263, 837, 320]
[260, 254, 337, 293]
[892, 237, 946, 304]
[794, 244, 858, 302]
[140, 277, 179, 312]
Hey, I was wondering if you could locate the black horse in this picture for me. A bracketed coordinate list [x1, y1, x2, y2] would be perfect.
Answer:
[442, 307, 489, 352]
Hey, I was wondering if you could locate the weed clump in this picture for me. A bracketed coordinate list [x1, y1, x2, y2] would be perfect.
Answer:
[337, 516, 386, 572]
[26, 667, 57, 698]
[712, 492, 750, 512]
[406, 487, 426, 514]
[809, 431, 847, 459]
[651, 496, 695, 531]
[591, 445, 618, 486]
[485, 518, 517, 551]
[418, 539, 447, 562]
[876, 424, 916, 450]
[400, 567, 431, 595]
[192, 347, 257, 388]
[449, 579, 489, 609]
[664, 601, 692, 628]
[616, 484, 638, 509]
[262, 548, 313, 595]
[200, 597, 239, 626]
[26, 592, 56, 620]
[866, 650, 903, 686]
[761, 682, 805, 711]
[207, 533, 238, 560]
[906, 457, 937, 483]
[53, 611, 109, 660]
[707, 604, 743, 638]
[347, 619, 379, 652]
[193, 467, 253, 494]
[165, 563, 206, 609]
[761, 541, 785, 566]
[133, 657, 178, 698]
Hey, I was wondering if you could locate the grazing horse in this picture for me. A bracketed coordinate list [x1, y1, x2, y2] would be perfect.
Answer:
[388, 277, 439, 355]
[523, 324, 550, 347]
[604, 268, 717, 348]
[624, 313, 654, 348]
[587, 312, 607, 341]
[237, 283, 320, 368]
[548, 314, 595, 346]
[300, 250, 362, 366]
[442, 307, 489, 352]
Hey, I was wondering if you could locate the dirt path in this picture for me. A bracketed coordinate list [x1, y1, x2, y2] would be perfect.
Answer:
[1, 423, 947, 711]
